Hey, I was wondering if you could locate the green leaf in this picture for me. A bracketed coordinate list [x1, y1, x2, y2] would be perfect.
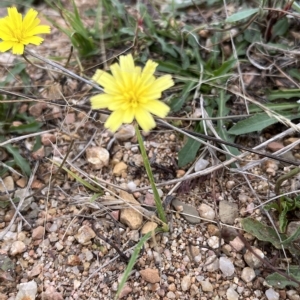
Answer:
[115, 231, 152, 300]
[243, 24, 262, 43]
[266, 89, 300, 101]
[293, 1, 300, 13]
[4, 144, 31, 176]
[248, 103, 299, 113]
[272, 17, 289, 38]
[0, 197, 19, 209]
[178, 136, 201, 168]
[154, 34, 178, 57]
[241, 218, 299, 255]
[170, 80, 196, 112]
[216, 91, 240, 157]
[212, 59, 237, 77]
[278, 202, 289, 233]
[266, 270, 299, 289]
[89, 193, 101, 202]
[241, 218, 282, 248]
[178, 121, 203, 167]
[9, 121, 42, 134]
[281, 225, 300, 246]
[0, 62, 26, 88]
[288, 69, 300, 81]
[228, 112, 300, 135]
[32, 136, 42, 152]
[226, 8, 259, 23]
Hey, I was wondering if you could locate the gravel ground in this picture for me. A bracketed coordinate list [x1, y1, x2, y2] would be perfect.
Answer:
[1, 1, 300, 300]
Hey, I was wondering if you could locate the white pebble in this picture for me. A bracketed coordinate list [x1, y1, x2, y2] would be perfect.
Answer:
[15, 280, 37, 300]
[127, 181, 137, 191]
[207, 236, 222, 249]
[244, 248, 264, 268]
[219, 257, 235, 276]
[194, 158, 209, 172]
[226, 287, 239, 300]
[286, 290, 300, 300]
[200, 280, 213, 292]
[10, 241, 26, 256]
[198, 203, 215, 220]
[181, 275, 191, 291]
[205, 256, 219, 272]
[265, 288, 279, 300]
[241, 267, 256, 282]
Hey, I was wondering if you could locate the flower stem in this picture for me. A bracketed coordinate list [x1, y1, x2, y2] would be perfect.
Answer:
[135, 125, 168, 226]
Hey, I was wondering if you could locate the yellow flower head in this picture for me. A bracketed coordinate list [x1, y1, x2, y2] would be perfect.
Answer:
[90, 54, 174, 132]
[0, 7, 51, 55]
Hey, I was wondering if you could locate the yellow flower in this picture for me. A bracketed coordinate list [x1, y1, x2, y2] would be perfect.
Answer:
[90, 54, 174, 132]
[0, 7, 51, 55]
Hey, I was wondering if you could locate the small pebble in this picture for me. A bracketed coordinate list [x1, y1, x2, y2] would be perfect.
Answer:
[219, 257, 235, 276]
[74, 225, 96, 245]
[0, 176, 14, 192]
[194, 158, 209, 171]
[15, 280, 37, 300]
[113, 162, 127, 176]
[140, 268, 160, 283]
[265, 288, 279, 300]
[219, 201, 238, 225]
[86, 146, 110, 169]
[226, 287, 239, 300]
[171, 199, 200, 224]
[141, 221, 158, 235]
[267, 141, 284, 152]
[200, 280, 213, 292]
[198, 203, 215, 220]
[127, 181, 137, 191]
[114, 125, 135, 141]
[244, 248, 264, 268]
[10, 241, 26, 256]
[181, 275, 191, 291]
[206, 256, 219, 272]
[229, 236, 244, 252]
[166, 291, 176, 299]
[241, 267, 256, 282]
[176, 169, 185, 178]
[118, 285, 132, 299]
[207, 236, 222, 249]
[226, 181, 235, 189]
[55, 241, 64, 251]
[286, 290, 300, 300]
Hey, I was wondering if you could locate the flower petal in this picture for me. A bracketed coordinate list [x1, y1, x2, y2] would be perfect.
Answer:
[12, 43, 24, 55]
[141, 100, 170, 118]
[123, 107, 135, 123]
[135, 107, 156, 132]
[92, 69, 120, 94]
[90, 93, 116, 109]
[110, 63, 125, 88]
[26, 25, 51, 36]
[23, 8, 39, 31]
[105, 110, 124, 132]
[119, 54, 135, 72]
[140, 59, 157, 85]
[118, 54, 137, 89]
[8, 7, 22, 27]
[22, 36, 44, 45]
[0, 41, 13, 52]
[147, 75, 174, 94]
